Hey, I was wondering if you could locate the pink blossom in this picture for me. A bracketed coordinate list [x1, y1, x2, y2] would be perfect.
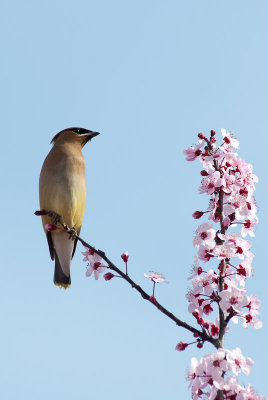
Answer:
[242, 314, 263, 330]
[82, 246, 95, 261]
[186, 288, 203, 315]
[226, 347, 253, 376]
[188, 257, 204, 280]
[199, 171, 222, 195]
[236, 258, 253, 286]
[144, 271, 168, 283]
[184, 140, 204, 161]
[208, 198, 221, 223]
[223, 203, 236, 217]
[221, 128, 239, 149]
[85, 252, 106, 280]
[232, 236, 251, 260]
[186, 269, 218, 317]
[212, 240, 236, 260]
[221, 171, 236, 194]
[236, 157, 258, 189]
[233, 194, 250, 220]
[241, 218, 258, 238]
[198, 245, 214, 262]
[237, 384, 268, 400]
[187, 357, 201, 388]
[193, 223, 216, 248]
[219, 286, 249, 314]
[205, 349, 229, 389]
[247, 295, 261, 316]
[200, 269, 218, 296]
[240, 295, 263, 329]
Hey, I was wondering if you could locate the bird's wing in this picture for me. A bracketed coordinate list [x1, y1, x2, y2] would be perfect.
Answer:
[46, 231, 55, 260]
[72, 227, 81, 258]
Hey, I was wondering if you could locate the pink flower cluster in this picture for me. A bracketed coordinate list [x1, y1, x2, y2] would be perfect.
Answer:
[184, 130, 265, 398]
[144, 271, 168, 283]
[188, 348, 266, 400]
[82, 248, 107, 280]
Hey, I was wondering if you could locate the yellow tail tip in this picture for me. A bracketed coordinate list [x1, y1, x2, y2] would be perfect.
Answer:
[54, 282, 71, 289]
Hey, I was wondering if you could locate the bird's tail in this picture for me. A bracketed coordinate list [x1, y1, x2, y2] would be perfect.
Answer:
[54, 251, 71, 289]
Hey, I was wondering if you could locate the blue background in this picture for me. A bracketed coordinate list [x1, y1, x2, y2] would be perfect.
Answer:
[0, 1, 267, 399]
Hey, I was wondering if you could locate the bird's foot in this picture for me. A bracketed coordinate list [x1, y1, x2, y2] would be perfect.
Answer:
[48, 211, 62, 226]
[68, 227, 77, 241]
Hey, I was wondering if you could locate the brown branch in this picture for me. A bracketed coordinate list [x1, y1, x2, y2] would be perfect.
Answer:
[218, 188, 227, 348]
[206, 139, 227, 399]
[35, 210, 218, 348]
[69, 228, 218, 345]
[205, 140, 227, 348]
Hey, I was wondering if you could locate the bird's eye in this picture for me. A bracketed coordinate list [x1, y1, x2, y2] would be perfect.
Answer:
[71, 128, 92, 135]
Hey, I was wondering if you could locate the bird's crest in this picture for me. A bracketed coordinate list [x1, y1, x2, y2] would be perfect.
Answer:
[51, 127, 94, 144]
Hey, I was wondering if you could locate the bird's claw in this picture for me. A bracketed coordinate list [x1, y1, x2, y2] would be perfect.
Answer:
[68, 228, 77, 241]
[48, 211, 62, 226]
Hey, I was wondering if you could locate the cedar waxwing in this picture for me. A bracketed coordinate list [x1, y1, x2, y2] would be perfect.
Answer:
[39, 127, 100, 288]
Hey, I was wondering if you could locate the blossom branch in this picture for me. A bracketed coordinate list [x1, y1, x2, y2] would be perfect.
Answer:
[35, 128, 265, 399]
[35, 209, 218, 346]
[184, 129, 265, 399]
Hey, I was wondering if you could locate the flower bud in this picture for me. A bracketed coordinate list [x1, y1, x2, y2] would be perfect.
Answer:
[210, 137, 216, 143]
[223, 136, 231, 144]
[34, 210, 48, 216]
[45, 224, 57, 231]
[210, 129, 216, 136]
[198, 133, 205, 140]
[175, 341, 188, 351]
[121, 252, 129, 263]
[200, 170, 209, 176]
[203, 304, 213, 315]
[192, 211, 204, 219]
[237, 265, 246, 276]
[211, 324, 219, 336]
[103, 272, 115, 281]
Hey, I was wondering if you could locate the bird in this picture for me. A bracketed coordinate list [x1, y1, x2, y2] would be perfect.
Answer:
[39, 127, 100, 288]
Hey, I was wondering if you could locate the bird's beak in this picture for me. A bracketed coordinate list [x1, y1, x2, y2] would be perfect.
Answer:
[88, 131, 100, 139]
[81, 131, 100, 146]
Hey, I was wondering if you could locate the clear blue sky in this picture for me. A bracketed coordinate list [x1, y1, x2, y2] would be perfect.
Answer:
[0, 1, 267, 399]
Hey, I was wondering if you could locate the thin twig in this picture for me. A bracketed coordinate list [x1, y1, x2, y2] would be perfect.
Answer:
[35, 210, 218, 347]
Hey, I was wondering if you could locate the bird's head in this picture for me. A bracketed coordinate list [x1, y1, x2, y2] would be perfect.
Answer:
[51, 127, 100, 147]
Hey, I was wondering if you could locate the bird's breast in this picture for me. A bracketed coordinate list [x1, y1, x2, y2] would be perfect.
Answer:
[39, 147, 87, 229]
